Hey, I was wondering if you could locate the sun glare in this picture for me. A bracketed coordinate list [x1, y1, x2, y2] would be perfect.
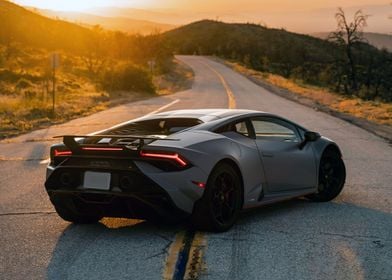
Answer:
[13, 0, 111, 12]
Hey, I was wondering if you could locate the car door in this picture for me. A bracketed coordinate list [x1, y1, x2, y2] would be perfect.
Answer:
[216, 118, 267, 202]
[250, 117, 317, 193]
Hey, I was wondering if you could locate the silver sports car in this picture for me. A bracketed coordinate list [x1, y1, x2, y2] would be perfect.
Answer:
[45, 109, 346, 232]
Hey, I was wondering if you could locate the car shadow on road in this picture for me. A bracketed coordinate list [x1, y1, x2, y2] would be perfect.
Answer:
[46, 218, 185, 280]
[23, 141, 48, 167]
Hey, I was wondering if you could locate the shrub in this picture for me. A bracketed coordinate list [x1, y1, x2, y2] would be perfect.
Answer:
[16, 78, 33, 89]
[0, 69, 20, 83]
[101, 64, 155, 94]
[24, 90, 37, 99]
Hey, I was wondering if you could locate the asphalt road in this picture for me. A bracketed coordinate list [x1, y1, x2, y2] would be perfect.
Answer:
[0, 56, 391, 280]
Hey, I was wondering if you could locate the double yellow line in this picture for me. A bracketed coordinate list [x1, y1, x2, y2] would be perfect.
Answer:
[163, 231, 206, 280]
[162, 60, 236, 280]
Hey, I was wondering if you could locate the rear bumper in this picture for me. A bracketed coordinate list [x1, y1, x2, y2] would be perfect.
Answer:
[47, 189, 189, 221]
[45, 165, 192, 220]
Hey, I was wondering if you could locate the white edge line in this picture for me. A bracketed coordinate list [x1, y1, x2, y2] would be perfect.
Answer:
[145, 99, 180, 116]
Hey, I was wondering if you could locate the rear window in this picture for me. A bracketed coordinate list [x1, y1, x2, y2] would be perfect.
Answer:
[107, 118, 203, 136]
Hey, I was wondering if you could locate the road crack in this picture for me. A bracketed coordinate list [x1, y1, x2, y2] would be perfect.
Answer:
[0, 156, 48, 161]
[0, 211, 56, 217]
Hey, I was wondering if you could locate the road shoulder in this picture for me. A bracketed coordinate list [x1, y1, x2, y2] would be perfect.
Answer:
[212, 57, 392, 143]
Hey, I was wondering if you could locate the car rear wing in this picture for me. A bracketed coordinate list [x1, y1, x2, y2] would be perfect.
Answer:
[53, 134, 178, 153]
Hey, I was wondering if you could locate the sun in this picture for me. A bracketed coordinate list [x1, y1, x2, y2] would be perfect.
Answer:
[13, 0, 110, 12]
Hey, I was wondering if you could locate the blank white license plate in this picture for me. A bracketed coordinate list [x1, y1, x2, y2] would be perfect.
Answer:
[83, 171, 111, 190]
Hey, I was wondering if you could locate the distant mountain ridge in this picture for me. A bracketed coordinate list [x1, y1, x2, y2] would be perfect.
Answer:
[86, 4, 391, 34]
[312, 32, 392, 51]
[29, 8, 175, 35]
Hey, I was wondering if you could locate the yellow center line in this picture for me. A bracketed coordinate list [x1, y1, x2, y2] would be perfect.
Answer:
[202, 61, 237, 109]
[163, 231, 207, 280]
[163, 231, 186, 280]
[184, 231, 207, 279]
[163, 59, 236, 280]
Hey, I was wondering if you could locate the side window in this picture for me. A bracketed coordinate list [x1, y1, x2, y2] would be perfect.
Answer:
[234, 121, 249, 136]
[215, 120, 250, 137]
[251, 118, 300, 142]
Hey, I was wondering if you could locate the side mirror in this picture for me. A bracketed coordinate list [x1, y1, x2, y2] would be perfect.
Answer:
[299, 131, 320, 149]
[304, 131, 321, 142]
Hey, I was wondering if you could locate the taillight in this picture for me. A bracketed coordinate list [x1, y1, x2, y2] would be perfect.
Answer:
[140, 150, 188, 167]
[50, 147, 72, 166]
[81, 147, 123, 151]
[54, 149, 72, 157]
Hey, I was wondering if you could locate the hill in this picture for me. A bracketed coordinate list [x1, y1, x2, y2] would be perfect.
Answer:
[0, 0, 93, 53]
[312, 32, 392, 51]
[30, 8, 175, 35]
[0, 0, 175, 67]
[0, 0, 177, 138]
[163, 20, 392, 101]
[163, 20, 338, 73]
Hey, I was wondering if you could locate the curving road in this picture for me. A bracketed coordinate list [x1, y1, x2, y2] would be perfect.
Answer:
[0, 56, 391, 280]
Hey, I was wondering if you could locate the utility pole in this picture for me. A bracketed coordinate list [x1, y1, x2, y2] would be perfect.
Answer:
[52, 60, 55, 116]
[51, 53, 59, 116]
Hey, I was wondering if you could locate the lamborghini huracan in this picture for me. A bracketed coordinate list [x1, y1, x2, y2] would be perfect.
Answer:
[45, 109, 346, 231]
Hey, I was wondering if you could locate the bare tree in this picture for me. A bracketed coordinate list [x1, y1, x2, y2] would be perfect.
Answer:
[329, 8, 368, 92]
[81, 25, 108, 78]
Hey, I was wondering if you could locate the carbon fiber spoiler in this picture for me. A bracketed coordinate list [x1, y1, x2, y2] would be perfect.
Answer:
[53, 134, 178, 153]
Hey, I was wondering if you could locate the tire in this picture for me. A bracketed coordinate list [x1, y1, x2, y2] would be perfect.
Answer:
[307, 149, 346, 202]
[191, 163, 242, 232]
[51, 196, 102, 224]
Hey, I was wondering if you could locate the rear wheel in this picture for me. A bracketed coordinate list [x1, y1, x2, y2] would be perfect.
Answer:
[307, 149, 346, 202]
[191, 163, 242, 232]
[51, 196, 102, 224]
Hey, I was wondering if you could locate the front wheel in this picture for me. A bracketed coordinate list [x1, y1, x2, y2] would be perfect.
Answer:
[191, 163, 242, 232]
[307, 150, 346, 202]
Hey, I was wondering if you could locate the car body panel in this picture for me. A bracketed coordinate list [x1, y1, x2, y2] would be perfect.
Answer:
[45, 109, 343, 218]
[254, 139, 317, 192]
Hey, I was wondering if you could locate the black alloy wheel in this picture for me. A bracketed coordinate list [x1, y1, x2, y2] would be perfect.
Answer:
[211, 171, 238, 225]
[307, 150, 346, 202]
[192, 163, 242, 232]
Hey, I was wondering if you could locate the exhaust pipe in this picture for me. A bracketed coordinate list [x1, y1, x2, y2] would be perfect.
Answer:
[120, 176, 133, 190]
[60, 172, 73, 187]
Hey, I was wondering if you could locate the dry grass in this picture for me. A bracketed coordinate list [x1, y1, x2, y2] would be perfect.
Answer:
[228, 62, 392, 126]
[0, 57, 193, 139]
[0, 80, 110, 138]
[154, 58, 194, 95]
[0, 78, 150, 139]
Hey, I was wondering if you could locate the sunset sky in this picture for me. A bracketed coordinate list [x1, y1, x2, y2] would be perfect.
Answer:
[12, 0, 390, 12]
[11, 0, 391, 33]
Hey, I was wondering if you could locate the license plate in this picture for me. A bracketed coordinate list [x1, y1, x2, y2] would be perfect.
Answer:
[83, 171, 111, 190]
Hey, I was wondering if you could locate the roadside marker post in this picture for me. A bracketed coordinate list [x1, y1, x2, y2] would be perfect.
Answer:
[50, 53, 60, 116]
[148, 59, 156, 75]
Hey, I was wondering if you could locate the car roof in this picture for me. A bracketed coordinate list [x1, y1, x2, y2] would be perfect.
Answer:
[150, 109, 309, 132]
[151, 109, 266, 122]
[100, 109, 308, 135]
